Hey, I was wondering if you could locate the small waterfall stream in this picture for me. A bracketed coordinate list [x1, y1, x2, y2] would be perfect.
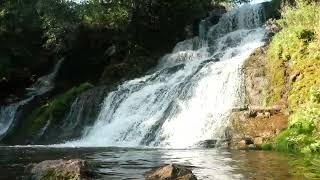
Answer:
[0, 59, 64, 140]
[64, 3, 269, 148]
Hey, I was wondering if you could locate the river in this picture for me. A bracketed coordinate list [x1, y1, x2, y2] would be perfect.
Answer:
[1, 146, 318, 179]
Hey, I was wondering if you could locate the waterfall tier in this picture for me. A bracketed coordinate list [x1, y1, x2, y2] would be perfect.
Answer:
[64, 3, 269, 148]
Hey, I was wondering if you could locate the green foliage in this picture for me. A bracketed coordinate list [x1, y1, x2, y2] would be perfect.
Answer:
[261, 143, 273, 150]
[36, 0, 80, 51]
[274, 129, 292, 152]
[273, 89, 320, 153]
[266, 1, 320, 154]
[28, 83, 93, 133]
[78, 0, 129, 29]
[266, 35, 286, 105]
[266, 1, 320, 110]
[0, 0, 41, 35]
[0, 0, 129, 53]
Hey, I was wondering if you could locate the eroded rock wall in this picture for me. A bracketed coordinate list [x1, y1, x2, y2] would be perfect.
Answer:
[228, 46, 289, 150]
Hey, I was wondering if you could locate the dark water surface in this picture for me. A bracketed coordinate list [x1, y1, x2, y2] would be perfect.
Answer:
[0, 146, 318, 179]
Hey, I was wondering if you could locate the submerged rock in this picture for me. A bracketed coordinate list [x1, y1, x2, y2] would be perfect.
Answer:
[26, 159, 94, 180]
[145, 164, 197, 180]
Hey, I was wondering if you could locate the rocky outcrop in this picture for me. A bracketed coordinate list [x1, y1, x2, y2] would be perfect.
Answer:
[26, 159, 94, 180]
[265, 19, 282, 35]
[229, 110, 288, 150]
[228, 46, 289, 150]
[145, 164, 197, 180]
[243, 47, 269, 106]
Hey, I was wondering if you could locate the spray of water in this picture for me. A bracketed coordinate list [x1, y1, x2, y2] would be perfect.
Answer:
[63, 3, 268, 148]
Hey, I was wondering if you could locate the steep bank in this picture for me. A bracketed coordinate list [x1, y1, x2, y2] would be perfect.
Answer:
[229, 46, 289, 150]
[230, 0, 320, 153]
[267, 0, 320, 153]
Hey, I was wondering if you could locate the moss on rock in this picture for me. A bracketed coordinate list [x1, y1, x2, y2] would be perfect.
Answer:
[265, 1, 320, 153]
[27, 82, 94, 134]
[266, 1, 320, 111]
[27, 159, 94, 180]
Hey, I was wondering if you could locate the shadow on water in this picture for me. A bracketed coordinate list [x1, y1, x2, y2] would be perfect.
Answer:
[0, 146, 319, 179]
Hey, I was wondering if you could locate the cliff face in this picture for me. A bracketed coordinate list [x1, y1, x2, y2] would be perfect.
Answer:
[229, 46, 288, 150]
[230, 0, 320, 153]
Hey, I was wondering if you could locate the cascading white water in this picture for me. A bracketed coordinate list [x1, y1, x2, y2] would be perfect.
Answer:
[0, 59, 63, 139]
[0, 104, 20, 137]
[26, 59, 64, 96]
[64, 3, 268, 148]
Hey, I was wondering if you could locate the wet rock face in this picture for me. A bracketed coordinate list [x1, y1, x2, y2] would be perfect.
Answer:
[145, 164, 197, 180]
[38, 86, 109, 144]
[243, 47, 269, 106]
[228, 47, 289, 150]
[26, 159, 94, 180]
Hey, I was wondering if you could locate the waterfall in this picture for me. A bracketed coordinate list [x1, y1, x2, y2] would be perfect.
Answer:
[63, 2, 268, 148]
[0, 59, 63, 140]
[41, 86, 109, 143]
[26, 59, 64, 96]
[0, 104, 20, 139]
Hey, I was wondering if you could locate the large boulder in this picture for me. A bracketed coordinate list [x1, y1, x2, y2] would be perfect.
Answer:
[145, 164, 197, 180]
[26, 159, 94, 180]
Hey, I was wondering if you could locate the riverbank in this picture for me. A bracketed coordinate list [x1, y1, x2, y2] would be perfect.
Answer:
[229, 0, 320, 153]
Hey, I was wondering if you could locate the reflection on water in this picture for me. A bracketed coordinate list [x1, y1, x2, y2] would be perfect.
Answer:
[0, 147, 318, 179]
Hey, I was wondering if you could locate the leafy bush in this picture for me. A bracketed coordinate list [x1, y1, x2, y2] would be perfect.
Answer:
[273, 89, 320, 153]
[36, 0, 80, 51]
[267, 1, 320, 153]
[78, 0, 130, 29]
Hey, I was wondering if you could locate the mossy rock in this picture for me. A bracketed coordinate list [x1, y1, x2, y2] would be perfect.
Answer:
[266, 1, 320, 154]
[27, 159, 95, 180]
[27, 82, 94, 135]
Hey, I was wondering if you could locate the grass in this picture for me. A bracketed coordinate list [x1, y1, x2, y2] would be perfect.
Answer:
[265, 0, 320, 153]
[266, 0, 320, 110]
[273, 89, 320, 153]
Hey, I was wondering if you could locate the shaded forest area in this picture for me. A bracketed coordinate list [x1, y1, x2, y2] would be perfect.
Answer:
[0, 0, 223, 104]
